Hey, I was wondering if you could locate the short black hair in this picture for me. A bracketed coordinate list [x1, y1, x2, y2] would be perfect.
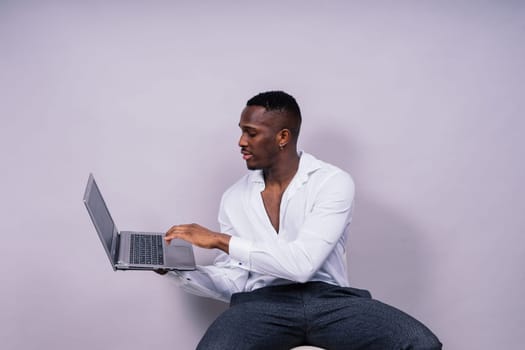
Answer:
[246, 90, 302, 140]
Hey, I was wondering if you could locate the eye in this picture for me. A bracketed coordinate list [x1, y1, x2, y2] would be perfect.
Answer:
[241, 127, 257, 138]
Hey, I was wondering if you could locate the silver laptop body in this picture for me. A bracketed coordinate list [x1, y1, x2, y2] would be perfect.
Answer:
[83, 173, 196, 271]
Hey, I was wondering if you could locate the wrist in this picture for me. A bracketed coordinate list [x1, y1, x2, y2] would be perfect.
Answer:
[214, 232, 231, 253]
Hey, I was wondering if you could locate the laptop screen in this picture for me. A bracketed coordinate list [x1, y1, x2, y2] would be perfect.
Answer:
[84, 175, 116, 258]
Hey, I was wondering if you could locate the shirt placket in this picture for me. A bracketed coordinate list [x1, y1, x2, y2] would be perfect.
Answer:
[252, 182, 279, 236]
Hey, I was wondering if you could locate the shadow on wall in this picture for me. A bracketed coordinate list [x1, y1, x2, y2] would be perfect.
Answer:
[304, 127, 434, 313]
[349, 197, 431, 311]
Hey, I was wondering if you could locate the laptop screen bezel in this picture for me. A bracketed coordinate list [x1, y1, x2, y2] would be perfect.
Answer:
[83, 173, 119, 270]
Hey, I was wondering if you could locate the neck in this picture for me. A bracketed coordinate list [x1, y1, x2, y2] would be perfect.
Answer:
[263, 150, 300, 188]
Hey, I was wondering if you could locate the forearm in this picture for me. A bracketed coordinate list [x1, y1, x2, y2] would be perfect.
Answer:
[167, 269, 230, 302]
[229, 234, 338, 283]
[165, 254, 250, 303]
[211, 232, 231, 254]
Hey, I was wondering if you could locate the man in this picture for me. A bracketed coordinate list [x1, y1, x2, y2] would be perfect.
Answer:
[163, 91, 441, 349]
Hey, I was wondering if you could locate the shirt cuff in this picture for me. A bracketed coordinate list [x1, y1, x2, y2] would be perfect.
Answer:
[229, 236, 252, 269]
[167, 270, 191, 283]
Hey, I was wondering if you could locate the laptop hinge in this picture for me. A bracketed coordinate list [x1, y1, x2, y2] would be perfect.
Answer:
[111, 231, 121, 266]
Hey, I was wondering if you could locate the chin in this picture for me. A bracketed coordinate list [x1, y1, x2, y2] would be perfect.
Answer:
[245, 160, 261, 171]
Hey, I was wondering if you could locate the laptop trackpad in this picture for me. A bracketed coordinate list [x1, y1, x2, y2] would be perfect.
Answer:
[166, 245, 195, 269]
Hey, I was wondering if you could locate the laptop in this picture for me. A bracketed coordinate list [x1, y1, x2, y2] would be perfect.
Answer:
[83, 173, 196, 271]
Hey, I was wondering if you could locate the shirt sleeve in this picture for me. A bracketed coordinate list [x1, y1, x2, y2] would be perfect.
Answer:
[166, 253, 248, 303]
[229, 170, 355, 283]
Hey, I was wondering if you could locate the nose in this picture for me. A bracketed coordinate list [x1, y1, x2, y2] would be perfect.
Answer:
[238, 133, 248, 147]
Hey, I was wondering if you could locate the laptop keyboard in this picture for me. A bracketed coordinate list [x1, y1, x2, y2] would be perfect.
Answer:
[129, 234, 164, 265]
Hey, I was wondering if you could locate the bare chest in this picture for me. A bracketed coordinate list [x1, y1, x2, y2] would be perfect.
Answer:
[260, 189, 284, 233]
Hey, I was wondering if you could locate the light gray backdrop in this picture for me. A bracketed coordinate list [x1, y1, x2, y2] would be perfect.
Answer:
[2, 1, 524, 349]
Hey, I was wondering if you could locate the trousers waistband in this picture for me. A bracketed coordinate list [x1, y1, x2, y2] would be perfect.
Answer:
[230, 281, 371, 306]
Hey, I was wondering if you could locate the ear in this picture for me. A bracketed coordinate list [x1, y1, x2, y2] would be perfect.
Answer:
[277, 128, 291, 146]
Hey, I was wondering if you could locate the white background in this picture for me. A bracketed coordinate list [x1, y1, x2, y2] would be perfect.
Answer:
[2, 1, 524, 349]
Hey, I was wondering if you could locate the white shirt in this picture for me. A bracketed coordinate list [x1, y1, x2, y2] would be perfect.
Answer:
[169, 152, 355, 303]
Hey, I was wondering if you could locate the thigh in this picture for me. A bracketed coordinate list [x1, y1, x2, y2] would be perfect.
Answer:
[306, 287, 442, 350]
[197, 300, 305, 350]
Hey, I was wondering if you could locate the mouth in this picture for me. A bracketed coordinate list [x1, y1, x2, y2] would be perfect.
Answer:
[241, 149, 253, 161]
